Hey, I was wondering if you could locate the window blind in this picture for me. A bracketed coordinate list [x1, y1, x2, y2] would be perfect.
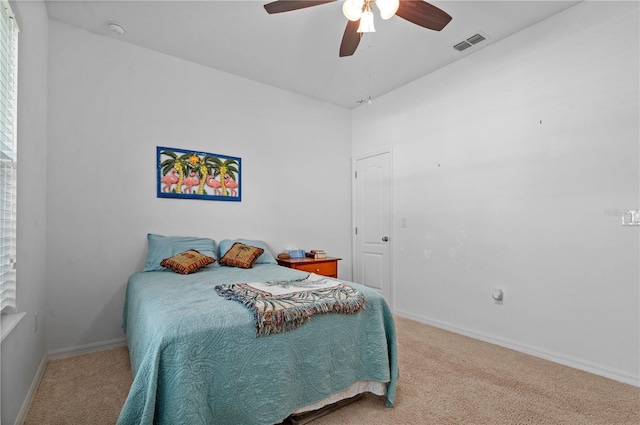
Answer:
[0, 0, 18, 314]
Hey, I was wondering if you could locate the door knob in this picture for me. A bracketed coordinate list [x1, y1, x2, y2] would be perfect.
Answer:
[382, 236, 389, 242]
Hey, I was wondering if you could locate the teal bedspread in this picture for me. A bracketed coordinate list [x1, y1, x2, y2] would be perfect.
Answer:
[117, 264, 398, 425]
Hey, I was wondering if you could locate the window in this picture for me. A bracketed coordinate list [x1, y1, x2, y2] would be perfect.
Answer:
[0, 0, 18, 315]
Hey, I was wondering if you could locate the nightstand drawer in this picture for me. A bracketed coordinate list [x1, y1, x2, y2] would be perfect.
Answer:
[292, 261, 337, 277]
[277, 257, 341, 278]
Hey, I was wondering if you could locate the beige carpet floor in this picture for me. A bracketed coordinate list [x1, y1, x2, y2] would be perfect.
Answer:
[25, 316, 639, 424]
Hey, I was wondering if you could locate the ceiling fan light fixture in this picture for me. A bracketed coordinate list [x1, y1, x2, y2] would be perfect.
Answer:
[264, 0, 452, 57]
[343, 0, 363, 21]
[357, 10, 376, 32]
[376, 0, 399, 20]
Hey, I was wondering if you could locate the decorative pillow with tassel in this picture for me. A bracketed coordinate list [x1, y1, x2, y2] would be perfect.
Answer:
[219, 242, 264, 269]
[160, 249, 216, 275]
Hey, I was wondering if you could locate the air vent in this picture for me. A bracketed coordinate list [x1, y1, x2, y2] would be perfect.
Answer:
[453, 33, 487, 52]
[453, 41, 472, 51]
[467, 34, 486, 45]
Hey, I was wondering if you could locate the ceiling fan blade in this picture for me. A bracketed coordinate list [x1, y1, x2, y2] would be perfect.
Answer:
[264, 0, 336, 14]
[395, 0, 452, 31]
[339, 19, 362, 57]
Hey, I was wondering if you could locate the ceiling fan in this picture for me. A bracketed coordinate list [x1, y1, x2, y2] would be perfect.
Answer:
[263, 0, 452, 57]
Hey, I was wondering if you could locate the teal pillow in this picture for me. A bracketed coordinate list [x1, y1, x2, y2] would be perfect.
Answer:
[218, 239, 277, 265]
[143, 234, 217, 272]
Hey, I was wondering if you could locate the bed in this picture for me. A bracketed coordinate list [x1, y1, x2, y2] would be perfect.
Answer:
[117, 235, 398, 425]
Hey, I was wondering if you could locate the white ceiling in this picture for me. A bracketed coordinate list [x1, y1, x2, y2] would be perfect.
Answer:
[44, 0, 581, 109]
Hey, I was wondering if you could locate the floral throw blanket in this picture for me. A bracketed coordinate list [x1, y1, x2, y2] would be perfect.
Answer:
[215, 273, 365, 337]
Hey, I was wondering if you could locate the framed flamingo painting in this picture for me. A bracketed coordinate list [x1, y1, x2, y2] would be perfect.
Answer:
[157, 146, 241, 202]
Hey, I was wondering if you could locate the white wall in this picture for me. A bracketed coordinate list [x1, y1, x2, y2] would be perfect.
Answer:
[353, 1, 639, 385]
[46, 20, 352, 353]
[8, 5, 637, 423]
[1, 1, 49, 423]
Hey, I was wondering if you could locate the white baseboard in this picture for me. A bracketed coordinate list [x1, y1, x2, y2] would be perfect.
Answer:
[394, 310, 640, 388]
[47, 337, 127, 360]
[15, 351, 47, 425]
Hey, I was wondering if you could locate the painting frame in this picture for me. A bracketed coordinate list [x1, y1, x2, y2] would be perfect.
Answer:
[156, 146, 242, 202]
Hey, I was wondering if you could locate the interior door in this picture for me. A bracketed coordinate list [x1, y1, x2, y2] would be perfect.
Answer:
[353, 151, 391, 304]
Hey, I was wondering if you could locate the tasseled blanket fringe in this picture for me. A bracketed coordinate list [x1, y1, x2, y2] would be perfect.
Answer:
[215, 283, 366, 337]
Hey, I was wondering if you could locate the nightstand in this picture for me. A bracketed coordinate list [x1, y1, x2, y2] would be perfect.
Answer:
[276, 257, 342, 278]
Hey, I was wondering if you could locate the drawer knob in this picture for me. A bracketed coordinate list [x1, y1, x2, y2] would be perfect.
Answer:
[316, 268, 320, 272]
